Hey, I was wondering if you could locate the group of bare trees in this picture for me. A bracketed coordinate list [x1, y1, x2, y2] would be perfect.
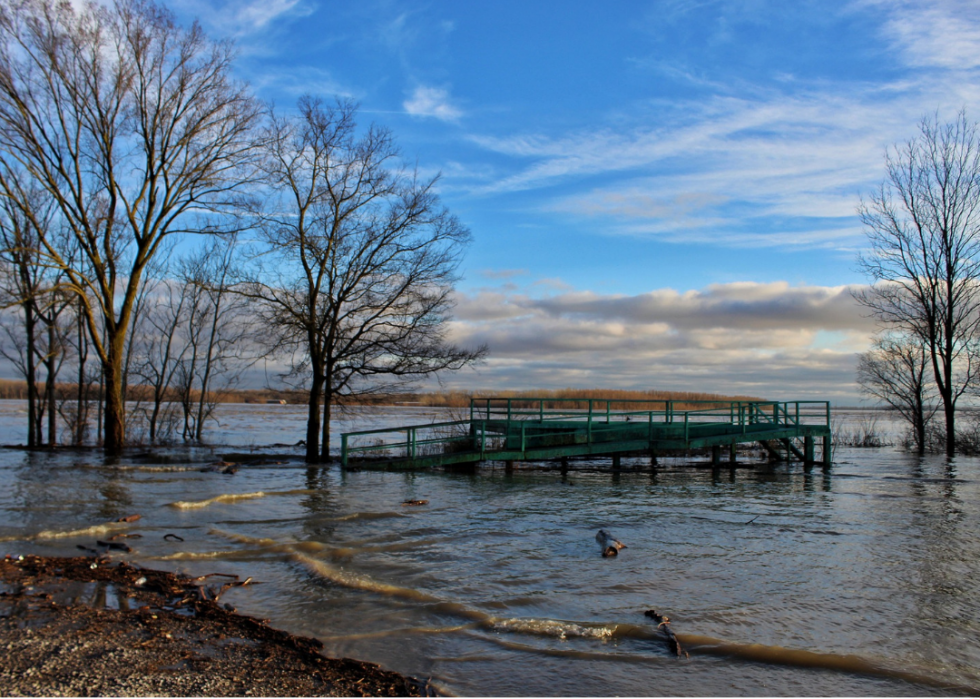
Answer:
[0, 0, 481, 461]
[857, 113, 980, 456]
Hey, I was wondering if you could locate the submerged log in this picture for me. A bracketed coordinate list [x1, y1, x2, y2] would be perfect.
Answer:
[644, 609, 687, 657]
[595, 529, 626, 557]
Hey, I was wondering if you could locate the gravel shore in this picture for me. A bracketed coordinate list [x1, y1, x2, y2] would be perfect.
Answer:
[0, 554, 427, 697]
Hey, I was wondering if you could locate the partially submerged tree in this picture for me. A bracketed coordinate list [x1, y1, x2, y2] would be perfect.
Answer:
[856, 112, 980, 457]
[243, 98, 484, 463]
[0, 0, 259, 452]
[857, 333, 937, 453]
[0, 172, 69, 446]
[174, 237, 254, 443]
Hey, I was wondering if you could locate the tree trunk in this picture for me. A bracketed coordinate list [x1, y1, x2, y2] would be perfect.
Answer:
[45, 323, 56, 446]
[914, 394, 926, 455]
[945, 401, 955, 458]
[23, 302, 37, 448]
[76, 307, 87, 446]
[305, 375, 323, 464]
[102, 332, 127, 453]
[320, 392, 332, 463]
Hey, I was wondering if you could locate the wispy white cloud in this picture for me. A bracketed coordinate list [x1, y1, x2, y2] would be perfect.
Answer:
[171, 0, 315, 38]
[871, 0, 980, 70]
[404, 85, 463, 121]
[453, 2, 980, 251]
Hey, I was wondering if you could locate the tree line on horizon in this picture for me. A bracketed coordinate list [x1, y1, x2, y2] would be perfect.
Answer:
[0, 380, 762, 410]
[0, 0, 484, 462]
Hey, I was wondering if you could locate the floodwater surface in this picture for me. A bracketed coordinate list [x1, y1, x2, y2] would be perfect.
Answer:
[0, 401, 978, 696]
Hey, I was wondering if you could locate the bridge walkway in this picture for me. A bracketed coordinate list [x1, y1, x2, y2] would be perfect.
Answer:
[340, 397, 832, 470]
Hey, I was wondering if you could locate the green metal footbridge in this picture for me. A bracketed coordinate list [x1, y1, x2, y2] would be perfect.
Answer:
[340, 397, 832, 470]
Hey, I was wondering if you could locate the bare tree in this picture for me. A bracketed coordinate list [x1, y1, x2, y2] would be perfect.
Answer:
[175, 237, 254, 443]
[130, 275, 188, 443]
[856, 112, 980, 457]
[0, 172, 70, 446]
[242, 98, 484, 463]
[857, 333, 937, 453]
[0, 0, 260, 452]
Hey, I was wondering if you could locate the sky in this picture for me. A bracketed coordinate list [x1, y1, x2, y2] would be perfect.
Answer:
[52, 1, 980, 402]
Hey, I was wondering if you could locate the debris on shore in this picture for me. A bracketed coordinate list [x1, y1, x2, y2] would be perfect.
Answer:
[0, 554, 428, 697]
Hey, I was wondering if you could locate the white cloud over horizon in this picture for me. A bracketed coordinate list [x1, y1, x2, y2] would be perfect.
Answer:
[440, 280, 876, 403]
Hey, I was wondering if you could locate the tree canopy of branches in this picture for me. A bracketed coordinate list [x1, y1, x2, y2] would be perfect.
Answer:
[856, 113, 980, 457]
[243, 97, 484, 463]
[0, 0, 260, 452]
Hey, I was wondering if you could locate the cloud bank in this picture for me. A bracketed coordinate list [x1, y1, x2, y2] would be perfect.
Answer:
[442, 281, 875, 403]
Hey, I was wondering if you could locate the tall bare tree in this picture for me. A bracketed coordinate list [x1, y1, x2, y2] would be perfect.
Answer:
[243, 98, 484, 463]
[0, 0, 259, 452]
[856, 112, 980, 457]
[857, 333, 937, 453]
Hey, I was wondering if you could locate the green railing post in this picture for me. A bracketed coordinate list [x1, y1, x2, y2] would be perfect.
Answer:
[507, 399, 512, 422]
[588, 400, 593, 444]
[684, 412, 689, 443]
[540, 400, 544, 422]
[773, 403, 779, 426]
[408, 428, 416, 459]
[481, 420, 486, 455]
[521, 422, 526, 453]
[606, 401, 611, 423]
[341, 433, 348, 468]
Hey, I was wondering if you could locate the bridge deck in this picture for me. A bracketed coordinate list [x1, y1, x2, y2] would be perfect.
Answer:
[340, 398, 831, 470]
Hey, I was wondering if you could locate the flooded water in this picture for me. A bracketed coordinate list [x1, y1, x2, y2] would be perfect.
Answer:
[1, 400, 978, 695]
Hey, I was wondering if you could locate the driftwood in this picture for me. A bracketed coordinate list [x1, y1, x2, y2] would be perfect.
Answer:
[402, 499, 428, 506]
[644, 609, 687, 657]
[117, 514, 141, 523]
[97, 540, 132, 552]
[163, 534, 185, 542]
[595, 529, 626, 557]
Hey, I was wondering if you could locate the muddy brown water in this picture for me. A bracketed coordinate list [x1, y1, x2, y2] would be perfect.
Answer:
[0, 402, 978, 696]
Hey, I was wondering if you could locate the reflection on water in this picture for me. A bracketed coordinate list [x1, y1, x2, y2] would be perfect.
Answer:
[0, 402, 978, 695]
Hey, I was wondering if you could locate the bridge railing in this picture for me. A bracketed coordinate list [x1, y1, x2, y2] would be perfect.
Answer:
[341, 399, 830, 466]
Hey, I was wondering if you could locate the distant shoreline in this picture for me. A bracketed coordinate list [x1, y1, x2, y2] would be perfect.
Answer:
[0, 380, 763, 408]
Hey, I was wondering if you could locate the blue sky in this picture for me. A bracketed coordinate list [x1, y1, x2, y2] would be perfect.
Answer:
[160, 1, 980, 401]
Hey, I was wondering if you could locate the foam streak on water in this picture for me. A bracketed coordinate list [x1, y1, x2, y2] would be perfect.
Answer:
[0, 403, 978, 696]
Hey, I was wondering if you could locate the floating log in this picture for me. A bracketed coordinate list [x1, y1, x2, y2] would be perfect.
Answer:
[117, 514, 141, 523]
[595, 529, 626, 557]
[402, 499, 428, 506]
[644, 609, 687, 657]
[97, 540, 132, 552]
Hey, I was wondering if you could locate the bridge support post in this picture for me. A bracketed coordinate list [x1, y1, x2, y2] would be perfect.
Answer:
[505, 460, 515, 473]
[711, 445, 721, 466]
[822, 435, 832, 471]
[612, 454, 621, 470]
[729, 443, 737, 464]
[804, 436, 815, 466]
